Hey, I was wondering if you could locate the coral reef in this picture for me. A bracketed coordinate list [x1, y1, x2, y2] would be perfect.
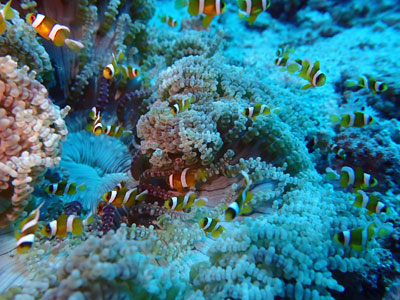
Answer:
[0, 0, 399, 299]
[0, 55, 68, 227]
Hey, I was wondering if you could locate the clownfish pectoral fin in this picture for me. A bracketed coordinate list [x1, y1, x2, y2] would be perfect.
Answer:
[85, 124, 94, 132]
[194, 198, 208, 207]
[301, 84, 313, 90]
[202, 15, 214, 28]
[65, 39, 84, 52]
[329, 115, 340, 123]
[3, 0, 14, 20]
[366, 211, 374, 215]
[325, 167, 339, 180]
[83, 214, 94, 226]
[345, 80, 357, 87]
[240, 205, 252, 215]
[174, 0, 187, 9]
[211, 226, 226, 238]
[77, 183, 86, 191]
[238, 10, 249, 21]
[287, 63, 300, 74]
[244, 192, 253, 205]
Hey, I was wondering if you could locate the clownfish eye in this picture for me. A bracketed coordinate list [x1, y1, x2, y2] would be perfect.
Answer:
[30, 15, 35, 21]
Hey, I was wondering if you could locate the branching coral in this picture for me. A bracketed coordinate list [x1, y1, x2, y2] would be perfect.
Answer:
[0, 55, 68, 227]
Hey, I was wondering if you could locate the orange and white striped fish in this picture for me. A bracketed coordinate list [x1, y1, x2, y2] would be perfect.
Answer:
[15, 201, 44, 254]
[26, 13, 84, 52]
[160, 14, 178, 27]
[121, 65, 140, 80]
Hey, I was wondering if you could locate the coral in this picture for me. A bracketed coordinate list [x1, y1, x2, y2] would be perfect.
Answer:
[0, 12, 53, 82]
[58, 130, 132, 212]
[333, 119, 400, 193]
[189, 182, 376, 300]
[0, 55, 68, 227]
[98, 0, 121, 36]
[6, 225, 190, 299]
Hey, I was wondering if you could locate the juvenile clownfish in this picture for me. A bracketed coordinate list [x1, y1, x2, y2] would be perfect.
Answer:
[276, 44, 294, 59]
[167, 168, 208, 192]
[164, 191, 208, 211]
[0, 0, 14, 35]
[170, 96, 195, 115]
[242, 103, 279, 121]
[89, 107, 101, 122]
[330, 143, 346, 159]
[45, 180, 86, 196]
[102, 187, 148, 207]
[160, 14, 178, 27]
[15, 201, 44, 254]
[175, 0, 227, 28]
[295, 59, 326, 90]
[85, 107, 103, 136]
[330, 112, 374, 128]
[199, 217, 225, 238]
[121, 65, 140, 80]
[40, 214, 94, 238]
[326, 166, 378, 190]
[26, 13, 84, 52]
[333, 223, 392, 251]
[225, 171, 253, 222]
[103, 52, 124, 80]
[237, 0, 271, 25]
[346, 75, 388, 96]
[274, 57, 301, 73]
[353, 190, 389, 215]
[103, 124, 132, 138]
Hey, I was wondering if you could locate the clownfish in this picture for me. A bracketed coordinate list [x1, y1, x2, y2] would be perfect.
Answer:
[330, 143, 346, 159]
[164, 191, 208, 211]
[85, 107, 103, 136]
[330, 112, 374, 127]
[295, 59, 326, 90]
[15, 202, 44, 254]
[26, 13, 84, 52]
[276, 44, 294, 59]
[199, 217, 225, 238]
[346, 75, 388, 96]
[274, 56, 301, 74]
[167, 168, 208, 192]
[45, 180, 86, 195]
[103, 52, 124, 79]
[121, 65, 140, 80]
[170, 96, 195, 115]
[242, 103, 279, 121]
[237, 0, 271, 25]
[103, 124, 132, 138]
[225, 171, 253, 221]
[353, 190, 389, 215]
[160, 14, 178, 27]
[174, 0, 227, 28]
[333, 223, 392, 251]
[326, 166, 378, 190]
[0, 0, 14, 35]
[102, 187, 147, 207]
[40, 214, 94, 238]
